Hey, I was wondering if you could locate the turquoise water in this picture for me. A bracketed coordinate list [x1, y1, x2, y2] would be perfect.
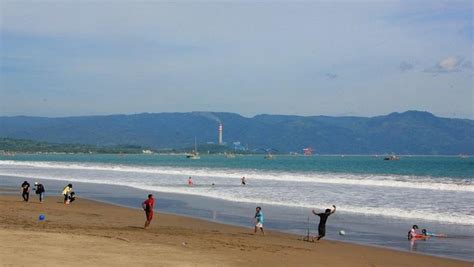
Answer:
[2, 154, 473, 179]
[0, 154, 473, 225]
[1, 153, 473, 260]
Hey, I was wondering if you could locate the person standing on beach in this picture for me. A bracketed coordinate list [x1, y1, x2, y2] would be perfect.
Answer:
[62, 184, 72, 204]
[142, 194, 155, 229]
[254, 206, 265, 235]
[34, 182, 45, 203]
[21, 181, 30, 202]
[312, 205, 336, 241]
[241, 177, 246, 185]
[188, 177, 193, 186]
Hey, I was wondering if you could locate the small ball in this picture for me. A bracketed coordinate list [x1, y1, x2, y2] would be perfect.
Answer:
[39, 214, 45, 221]
[339, 230, 346, 236]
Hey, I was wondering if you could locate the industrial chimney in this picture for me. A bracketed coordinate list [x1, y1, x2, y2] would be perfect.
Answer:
[218, 123, 223, 145]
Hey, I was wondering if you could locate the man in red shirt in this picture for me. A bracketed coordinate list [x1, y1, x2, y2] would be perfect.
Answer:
[142, 194, 155, 229]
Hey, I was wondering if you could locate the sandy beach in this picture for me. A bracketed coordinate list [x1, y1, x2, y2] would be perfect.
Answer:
[0, 192, 470, 267]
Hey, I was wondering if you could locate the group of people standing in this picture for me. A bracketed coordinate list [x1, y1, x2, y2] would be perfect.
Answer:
[21, 181, 45, 203]
[20, 181, 75, 204]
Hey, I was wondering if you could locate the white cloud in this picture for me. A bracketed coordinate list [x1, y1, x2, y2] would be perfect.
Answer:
[425, 56, 471, 73]
[438, 56, 460, 71]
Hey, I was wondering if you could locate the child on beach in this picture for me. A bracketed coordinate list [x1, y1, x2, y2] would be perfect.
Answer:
[68, 191, 76, 203]
[21, 181, 30, 202]
[408, 225, 425, 240]
[254, 207, 265, 235]
[188, 177, 193, 186]
[312, 205, 336, 241]
[241, 177, 246, 185]
[62, 184, 73, 204]
[34, 182, 45, 203]
[422, 228, 447, 238]
[142, 194, 155, 229]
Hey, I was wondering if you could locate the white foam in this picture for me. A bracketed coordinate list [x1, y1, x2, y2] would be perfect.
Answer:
[0, 168, 473, 226]
[0, 160, 472, 192]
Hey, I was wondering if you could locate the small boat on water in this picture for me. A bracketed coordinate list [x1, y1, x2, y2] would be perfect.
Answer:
[186, 138, 200, 160]
[224, 152, 235, 159]
[384, 155, 400, 161]
[264, 153, 274, 160]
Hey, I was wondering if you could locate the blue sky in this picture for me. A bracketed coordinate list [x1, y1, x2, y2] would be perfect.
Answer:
[0, 1, 472, 118]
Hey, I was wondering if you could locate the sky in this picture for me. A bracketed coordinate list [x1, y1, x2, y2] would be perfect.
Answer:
[0, 0, 472, 119]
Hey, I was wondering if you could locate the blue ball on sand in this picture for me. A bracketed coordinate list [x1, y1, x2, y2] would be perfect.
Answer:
[39, 214, 45, 221]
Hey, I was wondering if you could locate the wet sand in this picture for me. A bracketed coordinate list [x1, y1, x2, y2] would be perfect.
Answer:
[0, 194, 470, 266]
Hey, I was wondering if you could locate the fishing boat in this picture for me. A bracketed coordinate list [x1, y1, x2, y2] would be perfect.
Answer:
[186, 138, 200, 160]
[383, 155, 400, 161]
[264, 153, 274, 160]
[224, 152, 235, 159]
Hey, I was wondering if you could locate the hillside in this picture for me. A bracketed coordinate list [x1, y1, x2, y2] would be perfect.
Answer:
[0, 111, 472, 155]
[0, 138, 149, 154]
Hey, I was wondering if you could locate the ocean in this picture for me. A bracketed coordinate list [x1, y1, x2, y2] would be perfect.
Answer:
[0, 154, 473, 260]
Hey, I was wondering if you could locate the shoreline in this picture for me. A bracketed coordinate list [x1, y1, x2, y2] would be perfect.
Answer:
[0, 192, 471, 266]
[1, 175, 473, 262]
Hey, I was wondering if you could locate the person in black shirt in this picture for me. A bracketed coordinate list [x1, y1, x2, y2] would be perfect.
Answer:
[34, 182, 46, 203]
[21, 181, 30, 202]
[312, 205, 336, 241]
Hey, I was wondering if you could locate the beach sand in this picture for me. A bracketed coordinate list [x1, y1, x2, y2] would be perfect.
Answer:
[0, 194, 470, 266]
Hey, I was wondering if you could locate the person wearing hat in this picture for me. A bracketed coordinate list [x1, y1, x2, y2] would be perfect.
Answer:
[34, 182, 45, 203]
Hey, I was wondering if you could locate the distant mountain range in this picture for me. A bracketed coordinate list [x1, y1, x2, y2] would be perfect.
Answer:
[0, 111, 472, 155]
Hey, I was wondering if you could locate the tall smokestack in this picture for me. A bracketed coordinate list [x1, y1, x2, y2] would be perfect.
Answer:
[218, 123, 223, 145]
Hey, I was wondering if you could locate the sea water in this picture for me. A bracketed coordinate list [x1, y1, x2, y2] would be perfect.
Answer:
[0, 154, 473, 260]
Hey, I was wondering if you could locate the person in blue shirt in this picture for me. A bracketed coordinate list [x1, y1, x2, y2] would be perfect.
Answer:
[422, 229, 447, 237]
[254, 206, 265, 235]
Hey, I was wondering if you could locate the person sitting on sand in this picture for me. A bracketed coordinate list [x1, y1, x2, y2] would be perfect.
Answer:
[142, 194, 155, 229]
[62, 184, 73, 204]
[422, 229, 447, 238]
[312, 205, 336, 241]
[188, 177, 193, 186]
[241, 177, 246, 185]
[254, 206, 265, 235]
[67, 191, 76, 204]
[408, 225, 425, 240]
[34, 182, 45, 203]
[21, 181, 31, 202]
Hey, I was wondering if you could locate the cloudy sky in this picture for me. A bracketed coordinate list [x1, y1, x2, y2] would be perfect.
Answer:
[1, 1, 472, 118]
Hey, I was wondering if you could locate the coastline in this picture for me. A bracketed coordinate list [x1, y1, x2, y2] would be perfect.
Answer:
[1, 174, 473, 262]
[0, 192, 471, 266]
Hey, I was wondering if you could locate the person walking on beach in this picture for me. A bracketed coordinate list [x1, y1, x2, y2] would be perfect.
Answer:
[254, 206, 265, 235]
[34, 182, 45, 203]
[142, 194, 155, 229]
[312, 205, 336, 241]
[62, 184, 73, 204]
[241, 177, 246, 185]
[188, 177, 193, 186]
[21, 181, 30, 202]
